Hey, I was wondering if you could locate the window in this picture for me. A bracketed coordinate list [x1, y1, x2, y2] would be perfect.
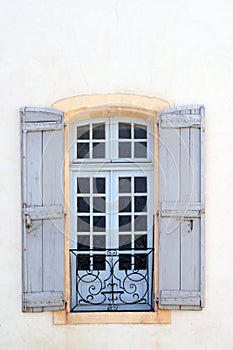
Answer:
[69, 118, 154, 312]
[21, 95, 205, 324]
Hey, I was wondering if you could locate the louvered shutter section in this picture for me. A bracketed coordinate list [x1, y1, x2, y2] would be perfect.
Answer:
[158, 105, 205, 310]
[21, 107, 65, 312]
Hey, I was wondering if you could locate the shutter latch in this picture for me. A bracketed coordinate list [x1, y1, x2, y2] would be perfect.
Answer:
[179, 217, 194, 232]
[25, 212, 32, 230]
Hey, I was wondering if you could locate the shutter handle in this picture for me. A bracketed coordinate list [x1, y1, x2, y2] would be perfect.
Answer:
[25, 212, 32, 230]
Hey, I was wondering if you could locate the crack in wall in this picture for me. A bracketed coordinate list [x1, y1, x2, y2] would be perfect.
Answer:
[79, 63, 89, 90]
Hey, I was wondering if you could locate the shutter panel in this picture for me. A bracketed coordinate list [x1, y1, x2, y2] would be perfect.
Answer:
[158, 105, 205, 310]
[21, 107, 65, 312]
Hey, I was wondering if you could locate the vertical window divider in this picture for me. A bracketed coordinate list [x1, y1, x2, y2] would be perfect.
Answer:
[109, 170, 113, 250]
[109, 116, 112, 161]
[90, 122, 93, 160]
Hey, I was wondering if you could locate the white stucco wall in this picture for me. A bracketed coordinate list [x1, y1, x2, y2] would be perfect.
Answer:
[0, 0, 233, 349]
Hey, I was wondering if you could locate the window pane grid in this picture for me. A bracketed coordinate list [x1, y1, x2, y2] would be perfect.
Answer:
[118, 122, 148, 159]
[77, 123, 106, 159]
[74, 118, 152, 162]
[118, 176, 148, 270]
[77, 176, 106, 250]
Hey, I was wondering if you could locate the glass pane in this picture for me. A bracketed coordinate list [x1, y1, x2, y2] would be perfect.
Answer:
[134, 196, 147, 212]
[119, 123, 131, 139]
[119, 142, 131, 158]
[93, 123, 105, 139]
[93, 255, 106, 270]
[77, 125, 90, 140]
[93, 216, 106, 232]
[135, 254, 147, 270]
[93, 235, 106, 250]
[77, 216, 90, 232]
[134, 177, 147, 193]
[119, 196, 131, 212]
[77, 254, 90, 270]
[77, 143, 89, 158]
[134, 142, 147, 158]
[119, 254, 131, 270]
[93, 197, 106, 213]
[119, 215, 131, 232]
[77, 235, 90, 251]
[77, 197, 90, 213]
[134, 124, 147, 139]
[77, 178, 90, 194]
[134, 234, 147, 250]
[119, 177, 131, 193]
[93, 142, 105, 158]
[119, 235, 132, 250]
[93, 178, 105, 193]
[134, 215, 147, 231]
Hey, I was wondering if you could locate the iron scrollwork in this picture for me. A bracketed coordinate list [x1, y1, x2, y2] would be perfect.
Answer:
[70, 248, 154, 312]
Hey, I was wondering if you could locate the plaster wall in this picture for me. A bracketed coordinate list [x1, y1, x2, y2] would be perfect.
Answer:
[0, 0, 233, 349]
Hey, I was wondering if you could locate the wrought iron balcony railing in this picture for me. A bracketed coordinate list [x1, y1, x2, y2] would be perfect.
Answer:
[70, 248, 154, 312]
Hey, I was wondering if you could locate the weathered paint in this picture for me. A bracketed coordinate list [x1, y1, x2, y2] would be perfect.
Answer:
[21, 107, 65, 312]
[158, 106, 204, 310]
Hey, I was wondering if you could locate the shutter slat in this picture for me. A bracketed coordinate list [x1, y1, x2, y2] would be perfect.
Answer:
[22, 122, 63, 132]
[159, 127, 180, 201]
[24, 292, 64, 308]
[181, 220, 201, 293]
[161, 201, 201, 217]
[24, 205, 63, 220]
[21, 107, 65, 312]
[160, 290, 201, 306]
[160, 114, 201, 128]
[42, 129, 65, 309]
[158, 104, 205, 310]
[20, 107, 63, 122]
[190, 128, 201, 202]
[24, 131, 43, 311]
[159, 218, 180, 304]
[26, 225, 43, 312]
[180, 128, 192, 201]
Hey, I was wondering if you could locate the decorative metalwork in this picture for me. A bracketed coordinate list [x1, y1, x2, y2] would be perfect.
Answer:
[70, 248, 154, 312]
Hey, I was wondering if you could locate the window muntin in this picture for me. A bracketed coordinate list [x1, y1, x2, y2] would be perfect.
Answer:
[71, 172, 109, 250]
[118, 122, 148, 158]
[70, 117, 154, 312]
[76, 122, 106, 159]
[71, 117, 153, 163]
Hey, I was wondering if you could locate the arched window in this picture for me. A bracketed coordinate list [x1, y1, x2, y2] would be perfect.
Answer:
[69, 116, 154, 311]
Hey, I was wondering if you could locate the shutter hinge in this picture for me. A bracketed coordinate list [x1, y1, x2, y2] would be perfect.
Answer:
[64, 299, 68, 312]
[153, 291, 159, 304]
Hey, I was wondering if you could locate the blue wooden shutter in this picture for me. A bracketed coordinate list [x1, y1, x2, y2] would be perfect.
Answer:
[21, 107, 65, 312]
[158, 105, 205, 310]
